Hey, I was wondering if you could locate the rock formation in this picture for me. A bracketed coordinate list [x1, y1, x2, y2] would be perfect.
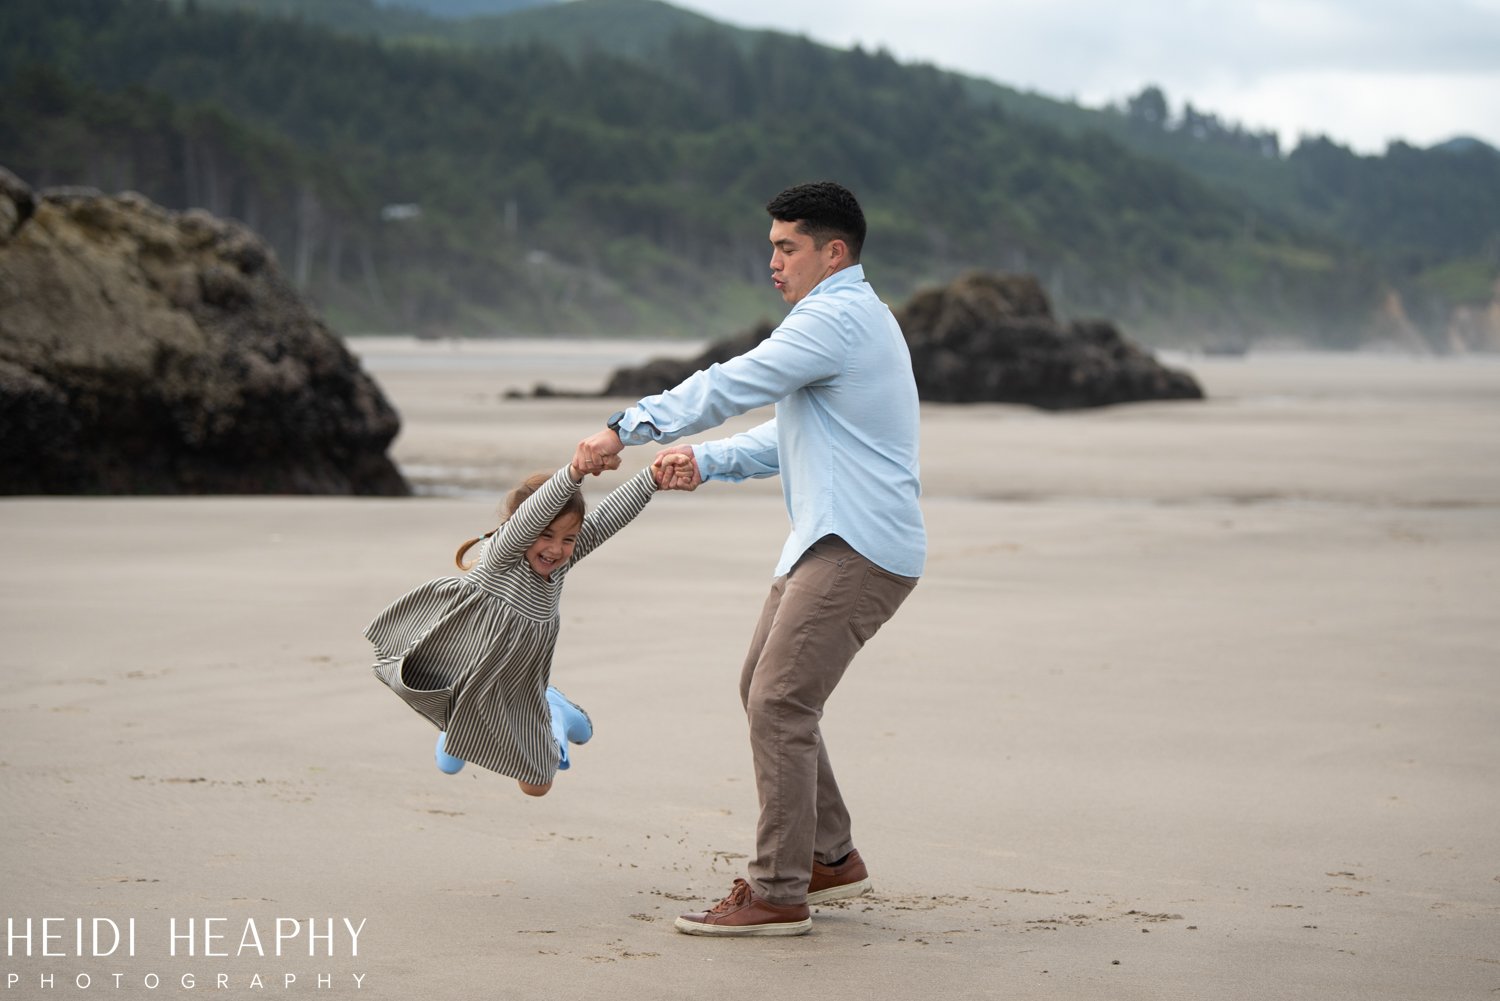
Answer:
[1368, 288, 1433, 354]
[898, 272, 1202, 407]
[0, 168, 407, 495]
[1444, 277, 1500, 354]
[597, 271, 1203, 409]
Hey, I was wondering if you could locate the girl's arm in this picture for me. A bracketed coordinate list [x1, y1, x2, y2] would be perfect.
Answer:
[478, 465, 583, 572]
[569, 467, 659, 565]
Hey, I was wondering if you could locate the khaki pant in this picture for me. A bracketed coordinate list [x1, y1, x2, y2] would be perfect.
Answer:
[738, 535, 917, 905]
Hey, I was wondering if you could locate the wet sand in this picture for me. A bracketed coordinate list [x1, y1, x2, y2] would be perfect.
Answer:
[2, 342, 1497, 999]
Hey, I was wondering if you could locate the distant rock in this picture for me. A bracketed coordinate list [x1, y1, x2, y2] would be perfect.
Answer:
[584, 270, 1202, 409]
[1443, 277, 1500, 354]
[0, 168, 408, 495]
[1367, 289, 1434, 354]
[898, 272, 1202, 408]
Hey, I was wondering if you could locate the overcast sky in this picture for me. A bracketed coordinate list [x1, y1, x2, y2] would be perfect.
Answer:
[666, 0, 1500, 154]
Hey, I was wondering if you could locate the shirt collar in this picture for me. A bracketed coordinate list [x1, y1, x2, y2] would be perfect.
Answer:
[805, 264, 866, 301]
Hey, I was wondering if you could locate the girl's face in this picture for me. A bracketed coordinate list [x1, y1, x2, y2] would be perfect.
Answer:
[525, 512, 583, 579]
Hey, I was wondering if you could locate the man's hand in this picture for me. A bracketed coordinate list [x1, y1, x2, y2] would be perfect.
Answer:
[569, 451, 620, 481]
[573, 429, 625, 477]
[651, 445, 702, 491]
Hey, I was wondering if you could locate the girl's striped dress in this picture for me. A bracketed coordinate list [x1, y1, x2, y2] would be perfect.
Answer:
[365, 465, 657, 785]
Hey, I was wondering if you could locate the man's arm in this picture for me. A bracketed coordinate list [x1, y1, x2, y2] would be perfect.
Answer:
[692, 419, 780, 483]
[574, 311, 841, 472]
[651, 419, 780, 492]
[629, 321, 839, 441]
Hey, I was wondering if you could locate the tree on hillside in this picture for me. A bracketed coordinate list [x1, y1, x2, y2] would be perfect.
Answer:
[1125, 85, 1169, 130]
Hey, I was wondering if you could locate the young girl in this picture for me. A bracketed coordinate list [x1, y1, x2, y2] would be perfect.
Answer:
[364, 454, 661, 797]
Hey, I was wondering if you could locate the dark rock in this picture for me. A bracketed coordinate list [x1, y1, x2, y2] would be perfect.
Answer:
[897, 272, 1203, 408]
[0, 167, 36, 242]
[584, 271, 1202, 409]
[0, 169, 408, 495]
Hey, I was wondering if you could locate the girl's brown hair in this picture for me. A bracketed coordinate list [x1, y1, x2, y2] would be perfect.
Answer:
[454, 471, 586, 570]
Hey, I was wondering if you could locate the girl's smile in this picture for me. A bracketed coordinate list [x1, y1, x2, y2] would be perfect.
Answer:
[526, 512, 582, 579]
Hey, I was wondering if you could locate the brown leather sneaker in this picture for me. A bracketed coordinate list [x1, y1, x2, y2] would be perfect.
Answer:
[674, 879, 812, 937]
[807, 849, 872, 905]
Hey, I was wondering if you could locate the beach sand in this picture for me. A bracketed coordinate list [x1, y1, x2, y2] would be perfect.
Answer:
[3, 342, 1497, 999]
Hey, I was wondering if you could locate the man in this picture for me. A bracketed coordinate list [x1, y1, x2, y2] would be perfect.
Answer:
[574, 181, 925, 936]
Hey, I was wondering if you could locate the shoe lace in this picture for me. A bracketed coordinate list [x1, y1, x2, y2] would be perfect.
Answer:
[707, 879, 753, 914]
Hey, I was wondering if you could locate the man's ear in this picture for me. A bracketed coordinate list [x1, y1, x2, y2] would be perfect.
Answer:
[825, 238, 849, 267]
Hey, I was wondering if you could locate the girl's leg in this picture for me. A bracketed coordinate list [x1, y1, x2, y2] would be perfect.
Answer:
[546, 686, 593, 770]
[518, 780, 552, 797]
[435, 731, 465, 774]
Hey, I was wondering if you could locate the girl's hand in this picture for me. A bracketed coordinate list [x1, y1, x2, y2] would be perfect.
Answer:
[571, 453, 621, 480]
[574, 429, 625, 476]
[651, 448, 701, 491]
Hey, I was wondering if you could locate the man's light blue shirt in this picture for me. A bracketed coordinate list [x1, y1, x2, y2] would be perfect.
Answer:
[614, 265, 926, 578]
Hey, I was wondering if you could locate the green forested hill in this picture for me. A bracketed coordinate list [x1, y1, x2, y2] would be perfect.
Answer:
[1009, 83, 1500, 326]
[2, 0, 1494, 347]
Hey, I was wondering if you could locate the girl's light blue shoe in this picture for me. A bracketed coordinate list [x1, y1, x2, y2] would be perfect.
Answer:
[546, 686, 592, 771]
[435, 731, 465, 774]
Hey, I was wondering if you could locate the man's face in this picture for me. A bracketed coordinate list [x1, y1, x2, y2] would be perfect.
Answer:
[768, 218, 840, 306]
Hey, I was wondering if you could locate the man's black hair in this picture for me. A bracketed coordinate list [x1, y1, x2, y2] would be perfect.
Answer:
[765, 181, 866, 261]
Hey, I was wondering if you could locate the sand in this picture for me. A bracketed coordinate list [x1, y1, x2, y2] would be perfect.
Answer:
[2, 341, 1497, 999]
